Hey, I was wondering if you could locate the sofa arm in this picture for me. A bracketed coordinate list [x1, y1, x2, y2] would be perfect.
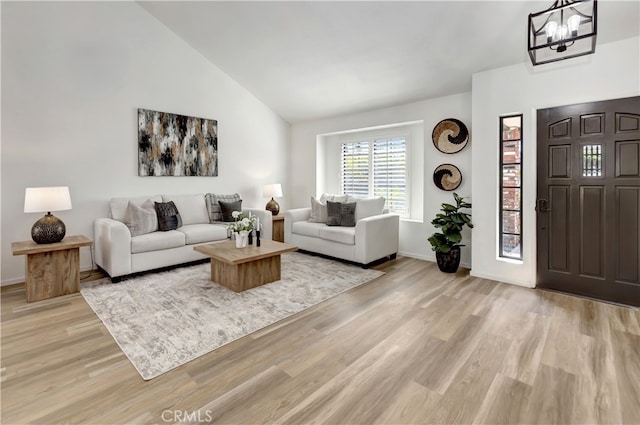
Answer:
[354, 213, 400, 264]
[94, 218, 132, 278]
[243, 208, 272, 240]
[284, 208, 311, 243]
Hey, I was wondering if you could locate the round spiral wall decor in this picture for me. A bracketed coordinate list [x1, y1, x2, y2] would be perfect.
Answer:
[433, 164, 462, 191]
[432, 118, 469, 154]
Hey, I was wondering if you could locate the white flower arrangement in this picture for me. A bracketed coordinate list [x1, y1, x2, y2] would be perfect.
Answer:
[227, 211, 257, 233]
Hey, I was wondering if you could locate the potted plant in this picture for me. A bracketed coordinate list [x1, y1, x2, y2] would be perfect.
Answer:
[428, 192, 473, 273]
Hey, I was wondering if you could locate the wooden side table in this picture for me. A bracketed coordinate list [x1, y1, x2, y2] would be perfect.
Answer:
[272, 214, 285, 242]
[11, 235, 93, 302]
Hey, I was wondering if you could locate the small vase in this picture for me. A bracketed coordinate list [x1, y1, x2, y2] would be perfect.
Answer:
[235, 231, 249, 248]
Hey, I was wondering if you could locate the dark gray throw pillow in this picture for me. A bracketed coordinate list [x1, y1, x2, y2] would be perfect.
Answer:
[340, 202, 357, 227]
[154, 201, 183, 231]
[326, 200, 342, 226]
[218, 199, 243, 222]
[326, 201, 356, 227]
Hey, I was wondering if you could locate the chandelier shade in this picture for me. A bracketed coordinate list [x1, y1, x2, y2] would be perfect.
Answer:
[528, 0, 597, 66]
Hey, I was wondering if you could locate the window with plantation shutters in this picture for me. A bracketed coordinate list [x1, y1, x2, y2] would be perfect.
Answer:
[341, 137, 408, 216]
[341, 141, 370, 198]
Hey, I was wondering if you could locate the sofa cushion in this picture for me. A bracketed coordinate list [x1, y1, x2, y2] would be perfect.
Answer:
[318, 226, 356, 245]
[162, 194, 209, 225]
[110, 195, 163, 222]
[123, 200, 158, 236]
[178, 224, 228, 245]
[354, 196, 386, 222]
[131, 230, 186, 254]
[205, 193, 241, 222]
[292, 221, 323, 238]
[154, 201, 183, 231]
[326, 201, 356, 227]
[219, 199, 243, 222]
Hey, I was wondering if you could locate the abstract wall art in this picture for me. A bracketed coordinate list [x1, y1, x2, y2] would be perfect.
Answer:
[138, 108, 218, 176]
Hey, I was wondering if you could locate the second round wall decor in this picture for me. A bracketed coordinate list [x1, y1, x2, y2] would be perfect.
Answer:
[433, 164, 462, 191]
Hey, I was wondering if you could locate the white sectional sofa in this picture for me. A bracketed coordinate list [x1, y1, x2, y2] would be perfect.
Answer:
[284, 195, 399, 266]
[94, 193, 272, 281]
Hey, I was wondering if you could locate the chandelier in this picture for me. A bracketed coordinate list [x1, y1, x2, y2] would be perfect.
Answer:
[528, 0, 597, 66]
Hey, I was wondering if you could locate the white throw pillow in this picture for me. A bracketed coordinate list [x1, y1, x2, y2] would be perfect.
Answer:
[354, 196, 386, 222]
[308, 196, 328, 223]
[162, 194, 209, 225]
[110, 195, 163, 222]
[319, 193, 349, 203]
[123, 199, 158, 236]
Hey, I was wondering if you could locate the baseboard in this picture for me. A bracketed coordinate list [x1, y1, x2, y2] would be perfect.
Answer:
[397, 251, 471, 269]
[470, 270, 535, 288]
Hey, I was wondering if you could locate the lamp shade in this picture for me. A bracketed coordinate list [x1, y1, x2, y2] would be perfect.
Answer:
[24, 187, 72, 213]
[263, 184, 283, 198]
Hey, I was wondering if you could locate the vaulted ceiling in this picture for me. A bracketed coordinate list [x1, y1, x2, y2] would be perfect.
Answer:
[139, 1, 640, 123]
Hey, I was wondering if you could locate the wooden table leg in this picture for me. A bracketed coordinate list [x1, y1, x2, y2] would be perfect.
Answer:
[210, 255, 281, 292]
[26, 247, 80, 302]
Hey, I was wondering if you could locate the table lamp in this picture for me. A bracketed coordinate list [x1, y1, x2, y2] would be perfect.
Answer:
[24, 186, 72, 244]
[263, 183, 282, 215]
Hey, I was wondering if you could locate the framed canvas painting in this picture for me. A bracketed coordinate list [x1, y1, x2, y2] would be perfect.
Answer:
[138, 108, 218, 176]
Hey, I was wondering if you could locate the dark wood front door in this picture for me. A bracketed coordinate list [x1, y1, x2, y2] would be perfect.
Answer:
[537, 96, 640, 306]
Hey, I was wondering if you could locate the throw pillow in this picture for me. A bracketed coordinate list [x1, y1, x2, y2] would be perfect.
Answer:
[354, 196, 386, 222]
[123, 199, 158, 236]
[326, 201, 357, 227]
[308, 196, 328, 223]
[326, 200, 342, 226]
[320, 193, 350, 204]
[340, 202, 357, 227]
[163, 194, 209, 225]
[154, 201, 183, 231]
[205, 193, 241, 222]
[218, 199, 243, 222]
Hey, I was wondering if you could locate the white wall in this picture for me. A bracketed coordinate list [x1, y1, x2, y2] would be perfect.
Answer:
[1, 2, 289, 285]
[471, 36, 640, 288]
[290, 92, 472, 265]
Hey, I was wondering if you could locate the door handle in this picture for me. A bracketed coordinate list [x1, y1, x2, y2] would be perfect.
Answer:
[536, 199, 551, 213]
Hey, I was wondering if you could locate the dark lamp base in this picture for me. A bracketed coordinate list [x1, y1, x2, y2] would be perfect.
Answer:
[265, 198, 280, 216]
[32, 213, 66, 244]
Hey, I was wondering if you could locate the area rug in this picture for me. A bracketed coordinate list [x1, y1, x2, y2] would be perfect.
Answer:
[80, 252, 384, 380]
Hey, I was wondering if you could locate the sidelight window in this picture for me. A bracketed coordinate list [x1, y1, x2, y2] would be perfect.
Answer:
[500, 115, 523, 260]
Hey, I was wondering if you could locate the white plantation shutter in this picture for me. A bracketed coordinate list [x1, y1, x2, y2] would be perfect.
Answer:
[341, 137, 408, 216]
[373, 137, 407, 215]
[341, 141, 370, 197]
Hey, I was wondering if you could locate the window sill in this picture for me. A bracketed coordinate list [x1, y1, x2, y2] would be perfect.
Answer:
[400, 218, 423, 224]
[497, 256, 523, 265]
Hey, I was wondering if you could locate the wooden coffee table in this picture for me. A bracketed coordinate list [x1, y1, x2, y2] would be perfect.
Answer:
[193, 239, 297, 292]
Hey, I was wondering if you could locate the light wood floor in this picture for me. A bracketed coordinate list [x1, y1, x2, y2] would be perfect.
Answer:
[2, 256, 639, 424]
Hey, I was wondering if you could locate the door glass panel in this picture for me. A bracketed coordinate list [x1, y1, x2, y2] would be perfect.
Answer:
[502, 234, 521, 258]
[582, 144, 603, 177]
[502, 187, 521, 210]
[502, 164, 521, 186]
